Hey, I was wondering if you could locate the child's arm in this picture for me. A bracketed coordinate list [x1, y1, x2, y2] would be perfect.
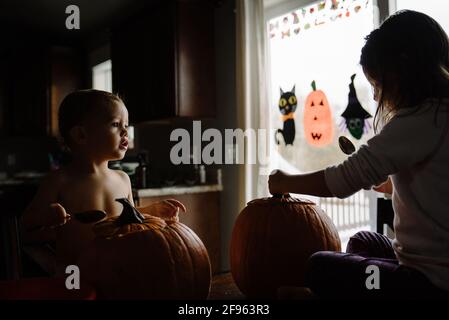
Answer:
[269, 106, 442, 199]
[268, 169, 333, 197]
[21, 172, 70, 232]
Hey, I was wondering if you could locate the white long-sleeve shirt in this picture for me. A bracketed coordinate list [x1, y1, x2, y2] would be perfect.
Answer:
[325, 98, 449, 291]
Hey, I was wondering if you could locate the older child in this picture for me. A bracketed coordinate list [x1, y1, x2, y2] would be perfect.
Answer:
[269, 10, 449, 298]
[22, 90, 184, 273]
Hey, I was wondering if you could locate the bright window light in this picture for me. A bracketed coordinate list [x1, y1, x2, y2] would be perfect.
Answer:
[395, 0, 449, 34]
[92, 60, 112, 92]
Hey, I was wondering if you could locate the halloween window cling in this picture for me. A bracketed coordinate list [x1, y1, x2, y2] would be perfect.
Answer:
[303, 80, 334, 147]
[275, 86, 298, 146]
[340, 73, 372, 140]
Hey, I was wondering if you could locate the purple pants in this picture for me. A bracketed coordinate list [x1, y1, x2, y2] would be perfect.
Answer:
[304, 231, 449, 299]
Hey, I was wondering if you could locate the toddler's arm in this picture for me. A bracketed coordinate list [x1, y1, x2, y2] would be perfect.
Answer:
[21, 172, 70, 233]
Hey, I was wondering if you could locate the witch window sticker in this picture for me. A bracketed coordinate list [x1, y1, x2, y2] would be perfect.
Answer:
[340, 74, 372, 140]
[268, 0, 377, 172]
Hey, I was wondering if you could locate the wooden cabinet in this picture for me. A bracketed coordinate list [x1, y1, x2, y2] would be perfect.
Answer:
[137, 191, 221, 275]
[48, 47, 86, 137]
[0, 46, 47, 137]
[0, 45, 84, 137]
[111, 0, 216, 123]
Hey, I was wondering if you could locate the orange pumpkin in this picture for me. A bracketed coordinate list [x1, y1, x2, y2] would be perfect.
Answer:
[77, 198, 211, 300]
[303, 80, 334, 146]
[230, 194, 341, 298]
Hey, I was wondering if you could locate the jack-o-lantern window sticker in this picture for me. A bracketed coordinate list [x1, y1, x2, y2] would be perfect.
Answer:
[303, 80, 334, 147]
[339, 74, 372, 139]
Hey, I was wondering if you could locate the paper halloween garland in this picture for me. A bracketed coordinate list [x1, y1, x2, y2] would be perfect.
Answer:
[303, 80, 334, 147]
[340, 74, 372, 140]
[269, 0, 369, 39]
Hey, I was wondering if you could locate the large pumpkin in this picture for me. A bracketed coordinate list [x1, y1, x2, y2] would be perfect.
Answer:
[230, 194, 341, 298]
[303, 80, 334, 146]
[77, 198, 211, 299]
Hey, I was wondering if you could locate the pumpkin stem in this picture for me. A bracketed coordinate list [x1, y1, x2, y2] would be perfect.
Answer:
[311, 80, 316, 91]
[272, 193, 290, 199]
[115, 198, 146, 225]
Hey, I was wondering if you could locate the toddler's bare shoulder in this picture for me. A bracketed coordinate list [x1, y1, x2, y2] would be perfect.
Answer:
[111, 169, 131, 185]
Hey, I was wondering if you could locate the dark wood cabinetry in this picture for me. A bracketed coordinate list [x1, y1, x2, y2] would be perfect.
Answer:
[0, 45, 84, 137]
[112, 0, 216, 123]
[48, 47, 85, 137]
[0, 46, 47, 137]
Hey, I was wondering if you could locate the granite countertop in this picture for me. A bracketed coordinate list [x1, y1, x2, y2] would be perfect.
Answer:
[134, 183, 223, 198]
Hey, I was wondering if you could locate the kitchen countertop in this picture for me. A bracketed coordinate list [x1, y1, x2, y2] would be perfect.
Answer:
[0, 172, 47, 188]
[134, 183, 223, 198]
[0, 179, 26, 187]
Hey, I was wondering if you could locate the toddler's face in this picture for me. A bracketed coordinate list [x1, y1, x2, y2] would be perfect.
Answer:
[85, 100, 129, 161]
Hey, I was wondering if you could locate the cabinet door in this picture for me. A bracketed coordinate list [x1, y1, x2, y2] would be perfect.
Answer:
[112, 0, 216, 122]
[7, 46, 49, 136]
[176, 0, 216, 118]
[112, 2, 176, 123]
[49, 47, 85, 137]
[0, 45, 84, 137]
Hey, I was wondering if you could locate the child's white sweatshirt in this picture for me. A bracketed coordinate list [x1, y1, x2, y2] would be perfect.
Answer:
[325, 98, 449, 291]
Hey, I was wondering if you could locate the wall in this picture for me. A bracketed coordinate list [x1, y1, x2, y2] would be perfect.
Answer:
[214, 0, 239, 272]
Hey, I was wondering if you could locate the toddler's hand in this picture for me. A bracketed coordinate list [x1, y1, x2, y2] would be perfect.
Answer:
[268, 169, 289, 195]
[47, 203, 71, 227]
[142, 199, 187, 221]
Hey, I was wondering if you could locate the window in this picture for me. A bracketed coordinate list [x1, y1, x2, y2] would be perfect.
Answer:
[394, 0, 449, 33]
[266, 0, 379, 248]
[92, 60, 112, 92]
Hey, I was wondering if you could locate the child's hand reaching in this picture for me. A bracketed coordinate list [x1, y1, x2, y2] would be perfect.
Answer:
[268, 169, 290, 195]
[139, 199, 187, 222]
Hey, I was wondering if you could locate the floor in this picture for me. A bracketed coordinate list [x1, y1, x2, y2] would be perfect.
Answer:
[209, 272, 245, 300]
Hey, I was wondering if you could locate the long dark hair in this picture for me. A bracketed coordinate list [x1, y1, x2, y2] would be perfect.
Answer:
[360, 10, 449, 132]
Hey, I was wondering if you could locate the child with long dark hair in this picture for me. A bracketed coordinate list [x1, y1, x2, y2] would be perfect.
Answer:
[269, 10, 449, 298]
